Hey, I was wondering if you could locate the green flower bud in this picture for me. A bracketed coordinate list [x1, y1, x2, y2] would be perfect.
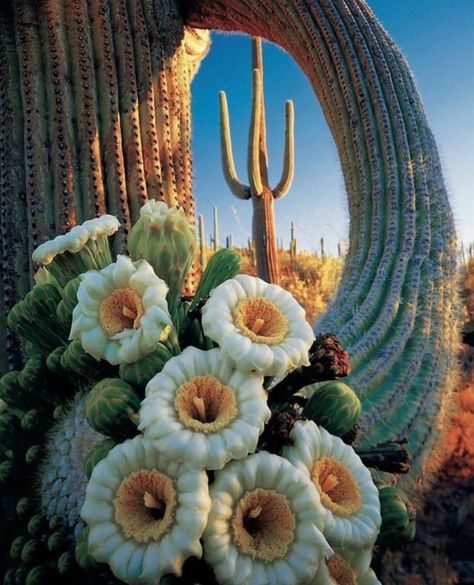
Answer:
[0, 460, 14, 485]
[75, 527, 97, 571]
[83, 438, 115, 479]
[21, 410, 41, 433]
[119, 343, 173, 390]
[27, 515, 47, 537]
[376, 486, 416, 548]
[85, 378, 141, 440]
[20, 539, 43, 564]
[47, 530, 68, 553]
[57, 551, 75, 575]
[48, 515, 63, 531]
[10, 535, 29, 560]
[25, 564, 52, 585]
[302, 380, 361, 436]
[127, 201, 196, 301]
[25, 445, 42, 466]
[16, 497, 33, 519]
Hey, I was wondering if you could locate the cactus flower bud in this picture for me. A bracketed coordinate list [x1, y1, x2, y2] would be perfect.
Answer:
[376, 486, 416, 548]
[127, 201, 196, 303]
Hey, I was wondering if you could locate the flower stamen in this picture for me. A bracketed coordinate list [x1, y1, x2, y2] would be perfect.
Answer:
[326, 554, 357, 585]
[311, 457, 361, 517]
[174, 375, 238, 433]
[114, 469, 176, 543]
[232, 489, 295, 561]
[192, 396, 207, 423]
[99, 288, 144, 336]
[233, 297, 289, 345]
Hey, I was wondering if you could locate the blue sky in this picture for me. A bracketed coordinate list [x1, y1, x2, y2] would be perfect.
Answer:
[190, 0, 474, 254]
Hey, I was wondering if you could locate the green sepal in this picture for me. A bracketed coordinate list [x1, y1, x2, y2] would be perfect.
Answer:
[57, 551, 75, 575]
[21, 410, 42, 433]
[20, 539, 43, 564]
[7, 285, 68, 354]
[85, 378, 141, 440]
[0, 371, 21, 404]
[119, 343, 173, 391]
[0, 460, 14, 485]
[83, 438, 115, 479]
[10, 535, 29, 560]
[27, 515, 48, 537]
[15, 564, 29, 585]
[18, 356, 47, 391]
[16, 498, 33, 519]
[60, 340, 116, 380]
[376, 486, 416, 548]
[25, 564, 53, 585]
[3, 568, 16, 585]
[190, 248, 241, 311]
[48, 515, 63, 531]
[56, 277, 80, 330]
[47, 530, 68, 553]
[302, 380, 361, 436]
[74, 527, 97, 572]
[25, 445, 42, 466]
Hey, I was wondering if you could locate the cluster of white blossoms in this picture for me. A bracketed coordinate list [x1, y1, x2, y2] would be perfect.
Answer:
[77, 272, 382, 584]
[38, 212, 382, 584]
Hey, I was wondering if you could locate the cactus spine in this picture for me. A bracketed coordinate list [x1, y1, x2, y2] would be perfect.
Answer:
[183, 0, 460, 488]
[219, 37, 294, 284]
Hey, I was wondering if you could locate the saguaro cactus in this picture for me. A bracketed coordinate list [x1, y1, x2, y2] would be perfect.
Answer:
[219, 37, 295, 284]
[0, 0, 209, 371]
[183, 0, 460, 487]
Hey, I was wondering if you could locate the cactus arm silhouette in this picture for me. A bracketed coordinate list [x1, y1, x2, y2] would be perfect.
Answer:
[273, 100, 295, 199]
[218, 91, 251, 199]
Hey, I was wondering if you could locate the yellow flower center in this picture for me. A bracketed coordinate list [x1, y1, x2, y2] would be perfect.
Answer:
[174, 375, 238, 433]
[311, 457, 361, 517]
[233, 297, 289, 345]
[114, 469, 176, 543]
[326, 554, 357, 585]
[231, 489, 295, 561]
[100, 287, 144, 335]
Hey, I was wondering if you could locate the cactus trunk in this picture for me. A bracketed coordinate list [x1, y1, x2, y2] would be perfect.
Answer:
[183, 0, 459, 488]
[0, 0, 209, 372]
[252, 186, 280, 284]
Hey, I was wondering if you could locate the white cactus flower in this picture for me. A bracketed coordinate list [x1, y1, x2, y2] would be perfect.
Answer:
[203, 451, 332, 585]
[81, 436, 211, 585]
[283, 421, 381, 549]
[32, 215, 120, 265]
[201, 274, 315, 377]
[70, 255, 172, 365]
[139, 347, 271, 470]
[312, 546, 381, 585]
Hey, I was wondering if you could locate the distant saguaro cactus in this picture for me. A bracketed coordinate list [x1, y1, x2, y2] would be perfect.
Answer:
[219, 37, 294, 284]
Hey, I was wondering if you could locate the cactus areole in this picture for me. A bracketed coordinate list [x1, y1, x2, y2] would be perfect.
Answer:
[0, 0, 459, 491]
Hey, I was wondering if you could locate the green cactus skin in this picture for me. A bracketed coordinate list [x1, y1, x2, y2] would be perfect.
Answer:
[376, 486, 416, 548]
[183, 0, 460, 489]
[302, 381, 362, 437]
[84, 378, 141, 441]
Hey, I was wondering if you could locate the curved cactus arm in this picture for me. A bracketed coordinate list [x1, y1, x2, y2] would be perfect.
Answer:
[218, 90, 251, 199]
[273, 99, 295, 199]
[248, 68, 264, 196]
